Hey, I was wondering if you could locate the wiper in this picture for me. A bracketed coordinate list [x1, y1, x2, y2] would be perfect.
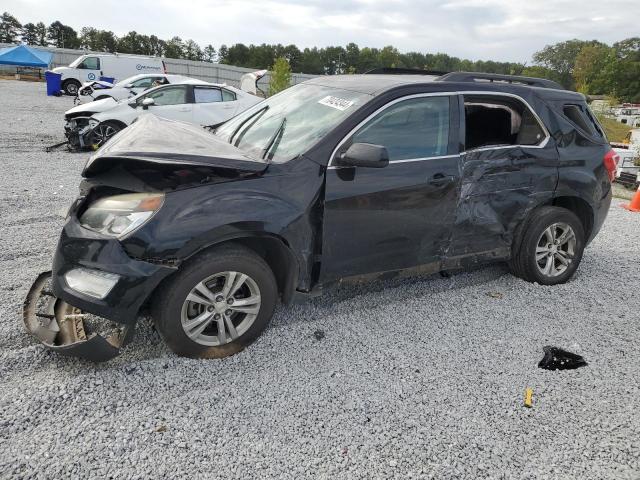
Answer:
[230, 104, 269, 146]
[262, 117, 287, 162]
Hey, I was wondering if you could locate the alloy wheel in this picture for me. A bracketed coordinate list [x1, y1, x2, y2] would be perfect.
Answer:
[535, 222, 576, 277]
[180, 271, 262, 346]
[92, 123, 119, 147]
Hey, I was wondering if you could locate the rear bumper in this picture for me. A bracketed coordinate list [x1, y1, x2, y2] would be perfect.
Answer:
[588, 185, 612, 244]
[51, 217, 176, 326]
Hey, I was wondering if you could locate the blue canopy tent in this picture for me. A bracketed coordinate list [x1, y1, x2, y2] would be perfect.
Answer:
[0, 44, 53, 68]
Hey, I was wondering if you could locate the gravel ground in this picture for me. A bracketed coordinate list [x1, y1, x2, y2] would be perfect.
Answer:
[1, 79, 639, 479]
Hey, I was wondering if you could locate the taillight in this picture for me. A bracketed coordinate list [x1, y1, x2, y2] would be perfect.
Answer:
[603, 149, 619, 182]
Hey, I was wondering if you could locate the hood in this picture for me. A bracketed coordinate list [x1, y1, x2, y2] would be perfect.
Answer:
[83, 114, 267, 177]
[66, 97, 118, 116]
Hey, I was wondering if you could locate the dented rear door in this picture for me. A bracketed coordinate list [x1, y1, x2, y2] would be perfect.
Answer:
[445, 95, 559, 265]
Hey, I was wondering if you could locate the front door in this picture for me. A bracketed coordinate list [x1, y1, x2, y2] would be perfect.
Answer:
[77, 56, 101, 82]
[320, 94, 462, 282]
[141, 85, 193, 123]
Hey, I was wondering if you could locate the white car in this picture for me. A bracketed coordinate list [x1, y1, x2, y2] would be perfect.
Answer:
[76, 74, 193, 104]
[64, 80, 263, 149]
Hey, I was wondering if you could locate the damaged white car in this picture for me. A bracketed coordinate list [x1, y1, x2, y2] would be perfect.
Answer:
[64, 80, 262, 150]
[75, 73, 194, 104]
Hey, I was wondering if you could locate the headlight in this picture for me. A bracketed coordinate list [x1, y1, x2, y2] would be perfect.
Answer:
[79, 193, 164, 238]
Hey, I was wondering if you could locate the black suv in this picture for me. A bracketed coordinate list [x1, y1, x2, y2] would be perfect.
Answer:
[25, 72, 616, 361]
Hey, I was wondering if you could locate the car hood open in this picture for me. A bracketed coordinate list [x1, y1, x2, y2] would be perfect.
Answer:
[83, 114, 267, 176]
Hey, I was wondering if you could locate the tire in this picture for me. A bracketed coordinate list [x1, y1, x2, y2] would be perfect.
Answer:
[90, 121, 123, 148]
[152, 245, 278, 359]
[509, 206, 585, 285]
[62, 79, 81, 96]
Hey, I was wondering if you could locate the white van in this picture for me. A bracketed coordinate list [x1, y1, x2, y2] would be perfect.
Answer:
[51, 54, 166, 96]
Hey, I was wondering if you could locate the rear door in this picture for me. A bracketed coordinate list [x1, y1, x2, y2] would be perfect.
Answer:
[320, 93, 462, 281]
[445, 93, 558, 265]
[192, 86, 239, 125]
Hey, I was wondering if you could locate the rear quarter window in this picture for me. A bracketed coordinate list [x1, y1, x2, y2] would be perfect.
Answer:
[562, 104, 605, 141]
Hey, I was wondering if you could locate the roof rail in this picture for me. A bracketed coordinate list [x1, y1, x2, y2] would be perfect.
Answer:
[438, 72, 564, 90]
[365, 67, 449, 76]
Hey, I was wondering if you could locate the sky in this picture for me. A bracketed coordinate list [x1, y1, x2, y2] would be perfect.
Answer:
[3, 0, 640, 63]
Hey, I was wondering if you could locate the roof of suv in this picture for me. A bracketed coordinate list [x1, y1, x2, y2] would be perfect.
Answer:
[305, 73, 584, 101]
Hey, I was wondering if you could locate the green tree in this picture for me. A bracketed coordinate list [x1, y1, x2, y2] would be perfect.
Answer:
[573, 44, 613, 94]
[0, 12, 22, 43]
[203, 44, 216, 62]
[184, 39, 203, 61]
[532, 39, 606, 89]
[34, 22, 47, 46]
[269, 57, 291, 96]
[47, 20, 80, 48]
[21, 22, 38, 45]
[164, 36, 185, 59]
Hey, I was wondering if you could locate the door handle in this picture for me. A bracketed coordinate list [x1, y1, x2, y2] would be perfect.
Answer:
[428, 174, 456, 186]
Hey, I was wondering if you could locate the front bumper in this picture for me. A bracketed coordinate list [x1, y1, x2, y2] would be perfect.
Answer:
[64, 117, 96, 150]
[52, 215, 176, 325]
[24, 214, 176, 361]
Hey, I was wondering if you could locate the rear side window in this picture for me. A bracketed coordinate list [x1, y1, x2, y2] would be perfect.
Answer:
[194, 87, 223, 103]
[563, 104, 605, 140]
[352, 96, 450, 160]
[464, 95, 546, 150]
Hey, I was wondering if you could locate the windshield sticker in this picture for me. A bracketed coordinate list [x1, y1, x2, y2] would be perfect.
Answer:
[318, 96, 354, 111]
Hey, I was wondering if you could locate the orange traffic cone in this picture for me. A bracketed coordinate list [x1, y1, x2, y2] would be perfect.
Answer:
[622, 184, 640, 212]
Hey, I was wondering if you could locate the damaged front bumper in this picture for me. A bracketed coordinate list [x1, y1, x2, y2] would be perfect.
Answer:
[64, 117, 97, 151]
[24, 214, 177, 361]
[24, 272, 132, 361]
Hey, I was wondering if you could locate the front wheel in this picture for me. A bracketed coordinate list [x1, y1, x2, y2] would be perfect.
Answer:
[91, 121, 123, 148]
[62, 79, 81, 96]
[152, 245, 277, 358]
[509, 206, 585, 285]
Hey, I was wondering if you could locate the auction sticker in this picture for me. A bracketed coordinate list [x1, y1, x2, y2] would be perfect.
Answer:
[318, 95, 354, 111]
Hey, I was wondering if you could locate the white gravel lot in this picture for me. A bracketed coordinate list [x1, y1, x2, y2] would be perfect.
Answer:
[0, 79, 639, 479]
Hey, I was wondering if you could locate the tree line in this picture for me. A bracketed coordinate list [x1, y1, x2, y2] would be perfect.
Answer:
[1, 11, 638, 101]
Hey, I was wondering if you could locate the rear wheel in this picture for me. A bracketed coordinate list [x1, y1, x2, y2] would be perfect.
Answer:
[62, 79, 81, 96]
[509, 206, 585, 285]
[152, 245, 277, 358]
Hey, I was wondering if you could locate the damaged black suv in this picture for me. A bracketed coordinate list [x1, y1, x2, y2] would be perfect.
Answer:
[25, 72, 616, 361]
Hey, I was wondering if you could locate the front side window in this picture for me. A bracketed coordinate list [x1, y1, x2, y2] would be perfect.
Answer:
[215, 83, 371, 163]
[464, 95, 546, 150]
[141, 85, 187, 106]
[352, 96, 450, 160]
[194, 87, 223, 103]
[78, 57, 100, 70]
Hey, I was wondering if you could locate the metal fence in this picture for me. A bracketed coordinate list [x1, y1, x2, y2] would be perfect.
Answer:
[0, 43, 317, 89]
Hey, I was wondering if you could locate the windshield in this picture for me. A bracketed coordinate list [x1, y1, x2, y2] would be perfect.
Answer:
[68, 56, 86, 68]
[215, 83, 371, 163]
[115, 75, 143, 86]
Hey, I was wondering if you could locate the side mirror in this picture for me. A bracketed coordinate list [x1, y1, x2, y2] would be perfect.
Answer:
[338, 143, 389, 168]
[141, 97, 155, 110]
[125, 83, 134, 88]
